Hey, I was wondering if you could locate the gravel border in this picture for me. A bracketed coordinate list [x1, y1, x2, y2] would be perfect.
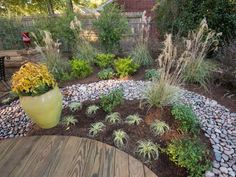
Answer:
[0, 80, 235, 177]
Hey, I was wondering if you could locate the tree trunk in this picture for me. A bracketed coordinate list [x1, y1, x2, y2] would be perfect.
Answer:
[47, 0, 55, 15]
[66, 0, 74, 12]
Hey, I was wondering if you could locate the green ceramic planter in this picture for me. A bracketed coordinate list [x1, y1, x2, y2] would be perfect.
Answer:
[20, 87, 63, 129]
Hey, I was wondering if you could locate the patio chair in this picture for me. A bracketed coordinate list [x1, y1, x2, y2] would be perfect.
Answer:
[0, 56, 10, 89]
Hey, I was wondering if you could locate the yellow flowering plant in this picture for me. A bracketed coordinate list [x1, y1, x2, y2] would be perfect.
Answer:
[12, 62, 56, 96]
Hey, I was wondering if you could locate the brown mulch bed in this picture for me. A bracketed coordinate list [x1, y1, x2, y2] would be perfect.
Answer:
[29, 100, 213, 177]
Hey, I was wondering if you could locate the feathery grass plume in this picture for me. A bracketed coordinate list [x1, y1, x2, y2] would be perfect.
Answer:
[33, 31, 70, 81]
[182, 19, 220, 89]
[70, 16, 98, 63]
[144, 34, 186, 108]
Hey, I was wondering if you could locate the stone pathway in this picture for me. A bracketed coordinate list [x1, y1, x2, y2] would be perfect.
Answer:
[0, 80, 235, 177]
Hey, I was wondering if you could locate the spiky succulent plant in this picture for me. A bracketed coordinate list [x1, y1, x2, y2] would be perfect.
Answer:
[113, 129, 129, 148]
[62, 115, 78, 126]
[150, 120, 170, 136]
[69, 102, 82, 112]
[105, 112, 122, 124]
[136, 140, 159, 161]
[86, 105, 99, 116]
[88, 122, 105, 137]
[125, 114, 143, 125]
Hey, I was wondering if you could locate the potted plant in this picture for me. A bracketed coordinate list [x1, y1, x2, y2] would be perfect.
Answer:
[12, 62, 63, 129]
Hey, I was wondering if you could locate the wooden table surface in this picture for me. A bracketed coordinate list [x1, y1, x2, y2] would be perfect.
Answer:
[0, 136, 157, 177]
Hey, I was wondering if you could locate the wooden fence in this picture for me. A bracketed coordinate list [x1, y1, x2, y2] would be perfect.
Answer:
[0, 12, 151, 51]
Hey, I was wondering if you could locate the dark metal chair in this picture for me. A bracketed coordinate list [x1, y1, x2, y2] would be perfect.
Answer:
[0, 56, 10, 89]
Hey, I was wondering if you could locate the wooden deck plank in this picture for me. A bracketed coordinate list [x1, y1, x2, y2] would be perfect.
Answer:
[129, 155, 145, 177]
[114, 149, 129, 177]
[6, 136, 63, 177]
[50, 137, 90, 177]
[0, 136, 158, 177]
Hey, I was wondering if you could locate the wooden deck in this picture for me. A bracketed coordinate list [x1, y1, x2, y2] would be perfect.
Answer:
[0, 136, 157, 177]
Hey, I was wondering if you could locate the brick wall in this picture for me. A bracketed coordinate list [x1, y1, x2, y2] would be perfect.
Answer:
[117, 0, 155, 17]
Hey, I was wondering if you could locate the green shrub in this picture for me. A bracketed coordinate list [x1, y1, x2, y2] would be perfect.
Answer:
[114, 57, 139, 78]
[32, 13, 76, 50]
[0, 17, 24, 50]
[98, 68, 115, 80]
[70, 59, 93, 78]
[93, 3, 129, 52]
[95, 53, 115, 68]
[100, 88, 124, 113]
[166, 138, 211, 177]
[171, 105, 200, 134]
[131, 42, 153, 66]
[155, 0, 236, 42]
[145, 69, 160, 81]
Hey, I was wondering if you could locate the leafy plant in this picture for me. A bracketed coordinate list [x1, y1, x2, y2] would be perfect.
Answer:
[86, 105, 100, 116]
[95, 53, 115, 68]
[125, 114, 143, 126]
[68, 102, 82, 112]
[113, 129, 129, 148]
[131, 42, 153, 66]
[150, 120, 170, 136]
[98, 68, 115, 80]
[93, 3, 129, 52]
[105, 112, 122, 124]
[100, 88, 124, 113]
[166, 138, 211, 177]
[155, 0, 235, 42]
[70, 59, 93, 79]
[12, 62, 56, 96]
[114, 57, 140, 78]
[145, 69, 160, 81]
[136, 140, 159, 161]
[171, 105, 200, 134]
[62, 115, 78, 126]
[88, 122, 106, 137]
[34, 31, 71, 81]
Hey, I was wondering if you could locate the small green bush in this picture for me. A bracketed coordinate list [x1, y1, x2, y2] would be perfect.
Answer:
[131, 42, 153, 66]
[114, 57, 139, 78]
[98, 68, 115, 80]
[166, 138, 211, 177]
[100, 88, 124, 113]
[145, 69, 160, 81]
[93, 3, 129, 52]
[95, 53, 115, 68]
[171, 105, 200, 134]
[70, 59, 93, 79]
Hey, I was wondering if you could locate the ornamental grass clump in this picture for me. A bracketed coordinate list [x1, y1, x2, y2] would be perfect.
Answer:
[182, 19, 220, 89]
[105, 112, 122, 124]
[12, 62, 56, 96]
[144, 34, 186, 108]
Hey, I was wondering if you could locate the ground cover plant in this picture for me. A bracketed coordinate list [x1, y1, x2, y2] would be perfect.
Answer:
[95, 53, 115, 69]
[97, 68, 115, 80]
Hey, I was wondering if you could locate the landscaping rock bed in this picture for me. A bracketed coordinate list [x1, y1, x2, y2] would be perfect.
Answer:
[0, 80, 235, 177]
